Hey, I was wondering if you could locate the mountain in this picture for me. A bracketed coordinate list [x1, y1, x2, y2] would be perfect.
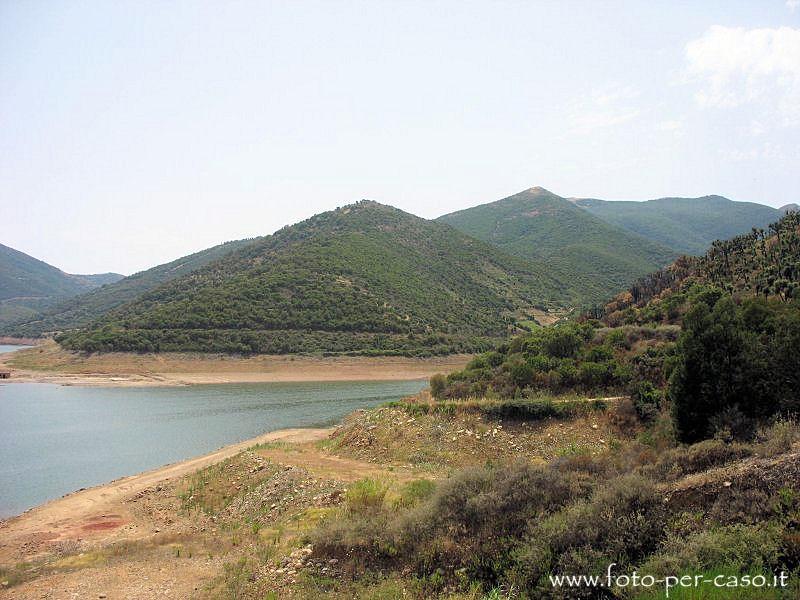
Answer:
[0, 243, 123, 329]
[602, 210, 800, 325]
[4, 238, 256, 337]
[573, 195, 781, 256]
[56, 201, 572, 356]
[780, 203, 800, 214]
[437, 187, 678, 305]
[77, 273, 125, 287]
[0, 243, 121, 301]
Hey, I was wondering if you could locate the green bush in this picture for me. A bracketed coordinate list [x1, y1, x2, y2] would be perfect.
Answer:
[346, 479, 389, 514]
[429, 373, 446, 399]
[644, 439, 752, 481]
[507, 475, 667, 597]
[631, 381, 662, 422]
[640, 523, 783, 577]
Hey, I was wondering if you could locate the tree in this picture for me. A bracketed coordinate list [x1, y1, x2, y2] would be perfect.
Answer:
[669, 297, 759, 442]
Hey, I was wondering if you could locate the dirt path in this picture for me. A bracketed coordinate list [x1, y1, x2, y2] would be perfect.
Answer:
[255, 444, 427, 483]
[0, 428, 332, 564]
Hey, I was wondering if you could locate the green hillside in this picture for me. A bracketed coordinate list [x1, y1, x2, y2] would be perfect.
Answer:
[0, 243, 111, 301]
[57, 201, 572, 356]
[435, 211, 800, 438]
[3, 238, 256, 337]
[574, 194, 781, 256]
[0, 243, 123, 329]
[437, 187, 678, 304]
[603, 210, 800, 324]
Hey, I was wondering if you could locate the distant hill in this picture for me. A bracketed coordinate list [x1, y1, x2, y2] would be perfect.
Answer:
[0, 243, 123, 329]
[573, 195, 781, 256]
[0, 243, 121, 301]
[57, 201, 571, 356]
[780, 203, 799, 214]
[437, 188, 678, 305]
[77, 273, 125, 287]
[4, 238, 256, 337]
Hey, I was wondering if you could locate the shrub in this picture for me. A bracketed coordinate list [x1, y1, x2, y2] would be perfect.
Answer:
[640, 523, 783, 576]
[508, 475, 666, 597]
[754, 419, 800, 458]
[346, 479, 389, 514]
[644, 439, 751, 481]
[631, 381, 662, 422]
[429, 373, 446, 399]
[707, 487, 774, 525]
[710, 405, 756, 441]
[394, 479, 436, 508]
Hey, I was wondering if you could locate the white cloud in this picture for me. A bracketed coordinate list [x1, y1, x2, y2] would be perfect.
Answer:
[685, 25, 800, 125]
[654, 118, 687, 139]
[568, 84, 642, 135]
[591, 84, 640, 107]
[787, 0, 800, 13]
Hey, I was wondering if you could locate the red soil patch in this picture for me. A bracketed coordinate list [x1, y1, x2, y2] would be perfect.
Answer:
[81, 516, 126, 532]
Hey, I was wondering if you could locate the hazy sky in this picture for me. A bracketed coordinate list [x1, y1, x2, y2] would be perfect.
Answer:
[2, 1, 799, 275]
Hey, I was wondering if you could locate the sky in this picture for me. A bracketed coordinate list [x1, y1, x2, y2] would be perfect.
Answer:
[2, 1, 799, 275]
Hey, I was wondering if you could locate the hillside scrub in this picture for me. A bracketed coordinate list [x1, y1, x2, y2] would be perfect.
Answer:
[433, 322, 676, 400]
[437, 286, 800, 445]
[603, 210, 800, 325]
[306, 419, 800, 598]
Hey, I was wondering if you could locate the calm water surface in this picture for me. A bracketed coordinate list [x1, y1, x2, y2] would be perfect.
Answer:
[0, 379, 425, 518]
[0, 344, 32, 354]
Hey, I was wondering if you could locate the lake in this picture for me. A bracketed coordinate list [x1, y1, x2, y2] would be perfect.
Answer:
[0, 379, 425, 518]
[0, 344, 32, 354]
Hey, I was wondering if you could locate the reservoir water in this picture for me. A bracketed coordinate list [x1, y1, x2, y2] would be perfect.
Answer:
[0, 379, 425, 518]
[0, 344, 32, 354]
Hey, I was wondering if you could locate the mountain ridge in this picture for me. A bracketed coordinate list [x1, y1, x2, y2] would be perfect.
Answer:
[573, 194, 782, 255]
[437, 187, 678, 305]
[56, 200, 570, 355]
[0, 243, 124, 329]
[3, 238, 258, 337]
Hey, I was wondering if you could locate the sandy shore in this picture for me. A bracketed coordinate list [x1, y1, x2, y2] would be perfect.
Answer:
[0, 426, 333, 563]
[1, 341, 470, 387]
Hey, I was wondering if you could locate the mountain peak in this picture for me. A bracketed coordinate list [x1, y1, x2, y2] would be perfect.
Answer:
[524, 186, 557, 197]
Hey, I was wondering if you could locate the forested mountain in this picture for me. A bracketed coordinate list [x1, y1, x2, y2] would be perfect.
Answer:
[0, 243, 123, 329]
[437, 187, 678, 304]
[56, 201, 572, 355]
[574, 194, 781, 256]
[0, 243, 121, 301]
[9, 190, 788, 344]
[3, 238, 256, 337]
[603, 210, 800, 324]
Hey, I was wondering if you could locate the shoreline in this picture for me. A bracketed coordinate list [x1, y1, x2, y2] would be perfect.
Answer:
[0, 425, 334, 561]
[1, 342, 470, 387]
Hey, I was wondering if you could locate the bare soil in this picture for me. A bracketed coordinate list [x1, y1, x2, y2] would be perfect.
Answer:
[1, 341, 470, 387]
